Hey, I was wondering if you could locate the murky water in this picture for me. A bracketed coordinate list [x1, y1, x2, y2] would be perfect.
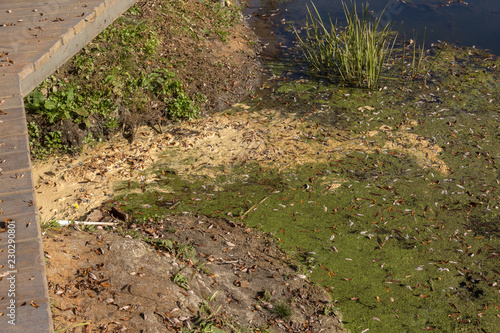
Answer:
[246, 0, 500, 56]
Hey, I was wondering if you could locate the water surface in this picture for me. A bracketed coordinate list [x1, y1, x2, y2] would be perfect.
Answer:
[246, 0, 500, 56]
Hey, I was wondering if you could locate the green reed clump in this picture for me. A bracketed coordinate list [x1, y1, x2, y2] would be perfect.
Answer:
[295, 1, 396, 89]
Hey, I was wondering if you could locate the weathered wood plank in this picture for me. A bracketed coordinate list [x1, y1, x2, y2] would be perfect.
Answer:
[0, 191, 37, 218]
[0, 118, 28, 138]
[0, 169, 34, 195]
[0, 94, 22, 109]
[0, 212, 41, 240]
[0, 150, 31, 172]
[0, 75, 21, 100]
[0, 133, 30, 154]
[0, 236, 44, 269]
[20, 0, 138, 96]
[0, 106, 27, 122]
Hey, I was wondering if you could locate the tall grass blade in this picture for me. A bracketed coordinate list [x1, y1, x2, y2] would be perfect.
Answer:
[295, 1, 397, 89]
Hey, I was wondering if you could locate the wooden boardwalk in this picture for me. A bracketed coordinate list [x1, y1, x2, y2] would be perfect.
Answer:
[0, 1, 136, 331]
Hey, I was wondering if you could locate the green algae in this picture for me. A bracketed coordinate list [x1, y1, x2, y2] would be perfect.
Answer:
[116, 151, 499, 331]
[115, 44, 500, 332]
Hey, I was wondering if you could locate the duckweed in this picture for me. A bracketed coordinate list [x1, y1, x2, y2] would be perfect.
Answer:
[116, 44, 500, 332]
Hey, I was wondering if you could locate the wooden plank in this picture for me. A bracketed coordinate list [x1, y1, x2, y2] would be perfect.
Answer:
[0, 106, 27, 122]
[0, 150, 31, 171]
[0, 117, 28, 138]
[0, 264, 51, 331]
[0, 0, 99, 10]
[0, 29, 70, 46]
[0, 64, 34, 81]
[0, 266, 47, 300]
[0, 293, 52, 333]
[0, 292, 49, 314]
[0, 133, 30, 154]
[0, 75, 21, 99]
[0, 170, 33, 195]
[0, 291, 51, 319]
[0, 212, 40, 240]
[0, 191, 37, 218]
[20, 0, 138, 96]
[0, 95, 23, 110]
[0, 0, 76, 10]
[0, 20, 80, 43]
[0, 236, 44, 269]
[0, 291, 49, 312]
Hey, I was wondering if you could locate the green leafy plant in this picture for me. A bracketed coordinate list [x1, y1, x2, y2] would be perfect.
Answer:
[324, 302, 341, 316]
[142, 69, 199, 120]
[40, 219, 61, 231]
[295, 1, 396, 89]
[192, 291, 230, 333]
[25, 83, 89, 125]
[172, 268, 190, 290]
[27, 121, 40, 148]
[125, 4, 143, 17]
[28, 121, 67, 157]
[44, 131, 64, 149]
[25, 7, 202, 158]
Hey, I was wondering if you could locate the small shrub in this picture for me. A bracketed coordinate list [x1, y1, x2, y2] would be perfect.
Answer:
[141, 69, 199, 120]
[28, 120, 67, 158]
[151, 238, 197, 261]
[40, 219, 61, 231]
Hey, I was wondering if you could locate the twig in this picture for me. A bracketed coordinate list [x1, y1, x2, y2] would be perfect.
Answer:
[240, 195, 268, 219]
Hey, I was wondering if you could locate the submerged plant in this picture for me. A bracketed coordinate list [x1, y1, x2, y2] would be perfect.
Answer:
[295, 1, 397, 89]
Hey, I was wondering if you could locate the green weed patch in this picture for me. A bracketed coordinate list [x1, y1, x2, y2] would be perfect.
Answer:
[24, 0, 248, 158]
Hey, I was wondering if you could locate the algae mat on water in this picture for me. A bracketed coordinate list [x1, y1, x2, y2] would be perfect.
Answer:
[115, 46, 500, 332]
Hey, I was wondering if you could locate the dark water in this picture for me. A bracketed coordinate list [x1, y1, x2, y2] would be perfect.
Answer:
[246, 0, 500, 56]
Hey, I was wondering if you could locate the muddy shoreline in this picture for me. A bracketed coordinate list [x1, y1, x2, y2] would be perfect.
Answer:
[40, 1, 348, 332]
[38, 1, 500, 332]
